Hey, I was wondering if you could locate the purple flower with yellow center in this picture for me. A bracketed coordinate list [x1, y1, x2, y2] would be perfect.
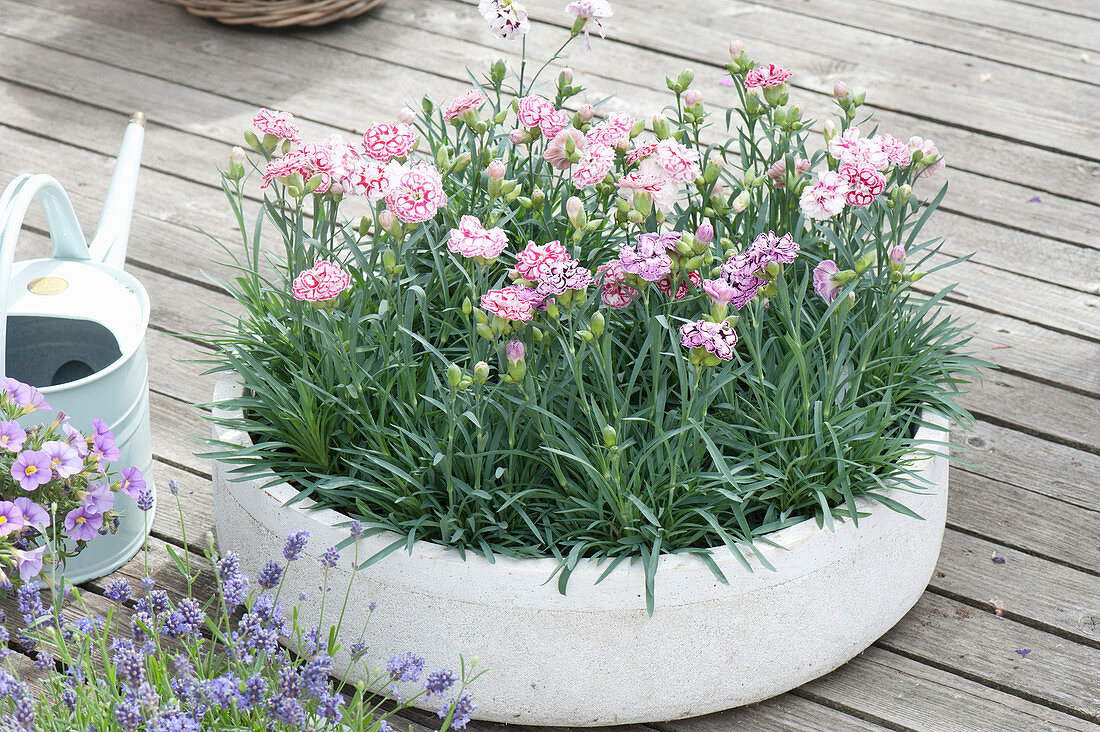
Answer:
[14, 547, 46, 583]
[11, 450, 52, 491]
[0, 421, 27, 452]
[13, 497, 49, 530]
[61, 423, 89, 458]
[618, 232, 674, 282]
[64, 505, 103, 542]
[42, 440, 82, 479]
[91, 428, 120, 464]
[83, 482, 116, 514]
[0, 501, 26, 538]
[118, 467, 145, 501]
[0, 377, 30, 407]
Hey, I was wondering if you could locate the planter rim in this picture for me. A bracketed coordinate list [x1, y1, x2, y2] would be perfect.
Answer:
[210, 372, 948, 583]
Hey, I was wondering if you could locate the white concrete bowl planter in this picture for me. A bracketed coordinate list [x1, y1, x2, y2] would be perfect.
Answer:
[211, 374, 949, 726]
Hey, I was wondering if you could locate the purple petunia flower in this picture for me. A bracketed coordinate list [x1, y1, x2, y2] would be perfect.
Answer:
[11, 450, 52, 491]
[0, 421, 27, 452]
[14, 547, 46, 583]
[42, 440, 82, 479]
[0, 501, 25, 538]
[64, 506, 103, 542]
[119, 467, 145, 501]
[283, 530, 309, 561]
[13, 497, 49, 530]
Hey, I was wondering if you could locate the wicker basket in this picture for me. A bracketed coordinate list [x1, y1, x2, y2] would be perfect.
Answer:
[176, 0, 386, 28]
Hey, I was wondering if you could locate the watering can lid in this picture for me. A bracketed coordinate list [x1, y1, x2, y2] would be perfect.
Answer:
[6, 258, 149, 355]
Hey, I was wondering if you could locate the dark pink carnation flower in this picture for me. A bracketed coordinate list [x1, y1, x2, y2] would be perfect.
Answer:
[744, 64, 793, 88]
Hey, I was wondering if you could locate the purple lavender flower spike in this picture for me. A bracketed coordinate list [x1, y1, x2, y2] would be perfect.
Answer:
[283, 530, 309, 561]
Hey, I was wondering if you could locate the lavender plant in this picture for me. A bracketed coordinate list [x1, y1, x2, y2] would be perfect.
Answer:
[0, 485, 479, 730]
[205, 4, 979, 609]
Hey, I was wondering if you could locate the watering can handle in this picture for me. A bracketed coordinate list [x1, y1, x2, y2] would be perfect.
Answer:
[89, 113, 145, 270]
[0, 173, 93, 378]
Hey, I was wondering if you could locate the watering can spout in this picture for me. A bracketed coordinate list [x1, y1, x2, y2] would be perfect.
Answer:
[89, 112, 145, 270]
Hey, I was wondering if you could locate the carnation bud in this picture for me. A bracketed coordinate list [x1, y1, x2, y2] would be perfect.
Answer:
[559, 68, 574, 86]
[732, 190, 750, 213]
[629, 120, 646, 138]
[397, 107, 416, 124]
[589, 311, 605, 337]
[833, 81, 849, 101]
[695, 221, 714, 244]
[823, 120, 837, 142]
[476, 322, 495, 340]
[509, 129, 528, 145]
[421, 96, 435, 115]
[531, 188, 545, 207]
[566, 196, 585, 228]
[447, 363, 463, 388]
[789, 102, 804, 120]
[683, 89, 703, 107]
[505, 340, 527, 381]
[473, 361, 491, 384]
[729, 40, 745, 57]
[487, 160, 506, 181]
[602, 424, 617, 449]
[462, 297, 473, 315]
[678, 69, 695, 89]
[453, 152, 472, 172]
[888, 246, 906, 269]
[651, 115, 671, 140]
[578, 104, 595, 122]
[491, 58, 507, 83]
[230, 146, 246, 165]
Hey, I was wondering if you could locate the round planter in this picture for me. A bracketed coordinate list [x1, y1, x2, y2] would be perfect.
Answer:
[211, 374, 949, 726]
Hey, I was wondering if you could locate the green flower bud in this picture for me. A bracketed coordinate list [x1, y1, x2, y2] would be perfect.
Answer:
[447, 363, 463, 388]
[422, 96, 435, 115]
[473, 361, 491, 384]
[474, 308, 489, 325]
[678, 68, 695, 88]
[578, 329, 594, 341]
[590, 311, 605, 336]
[602, 425, 617, 448]
[491, 58, 507, 83]
[476, 322, 495, 340]
[243, 129, 262, 153]
[462, 297, 473, 316]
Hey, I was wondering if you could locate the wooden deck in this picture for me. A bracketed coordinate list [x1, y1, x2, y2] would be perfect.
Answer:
[2, 0, 1099, 728]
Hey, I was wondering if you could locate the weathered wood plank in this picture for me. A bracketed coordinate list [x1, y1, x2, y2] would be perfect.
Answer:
[655, 695, 891, 731]
[878, 592, 1100, 722]
[738, 0, 1100, 86]
[799, 646, 1100, 732]
[948, 469, 1100, 575]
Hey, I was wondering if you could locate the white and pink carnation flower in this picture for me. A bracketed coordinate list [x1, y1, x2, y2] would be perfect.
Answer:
[656, 270, 702, 300]
[595, 261, 638, 309]
[908, 136, 945, 178]
[514, 240, 569, 281]
[586, 112, 634, 147]
[616, 172, 665, 194]
[447, 216, 509, 262]
[481, 287, 535, 322]
[651, 140, 702, 183]
[679, 319, 739, 361]
[800, 170, 850, 221]
[813, 260, 842, 302]
[571, 144, 616, 188]
[517, 96, 569, 138]
[828, 127, 889, 171]
[252, 108, 301, 143]
[292, 259, 351, 302]
[565, 0, 613, 52]
[744, 64, 793, 88]
[385, 163, 447, 223]
[838, 161, 886, 207]
[443, 89, 489, 121]
[479, 0, 530, 39]
[362, 123, 415, 163]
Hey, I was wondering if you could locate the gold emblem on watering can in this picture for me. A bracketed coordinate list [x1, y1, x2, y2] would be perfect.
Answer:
[27, 276, 69, 295]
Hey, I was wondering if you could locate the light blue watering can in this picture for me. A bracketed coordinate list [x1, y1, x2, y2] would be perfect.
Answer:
[0, 113, 154, 584]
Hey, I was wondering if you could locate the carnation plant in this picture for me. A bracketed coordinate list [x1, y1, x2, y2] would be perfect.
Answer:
[0, 487, 479, 731]
[0, 377, 147, 590]
[206, 2, 978, 610]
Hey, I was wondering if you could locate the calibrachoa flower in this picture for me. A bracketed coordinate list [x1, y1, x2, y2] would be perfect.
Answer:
[118, 465, 146, 501]
[595, 261, 638, 308]
[813, 259, 843, 302]
[362, 123, 415, 163]
[478, 0, 530, 39]
[14, 547, 45, 583]
[481, 288, 536, 322]
[0, 501, 25, 538]
[679, 319, 739, 361]
[385, 164, 447, 223]
[0, 421, 26, 452]
[619, 232, 676, 281]
[744, 63, 793, 88]
[443, 89, 488, 121]
[64, 505, 103, 542]
[11, 450, 52, 491]
[514, 240, 568, 281]
[447, 216, 509, 262]
[42, 440, 81, 479]
[14, 497, 48, 529]
[252, 108, 301, 143]
[586, 111, 634, 147]
[292, 259, 352, 302]
[800, 170, 850, 221]
[571, 144, 616, 188]
[566, 0, 613, 52]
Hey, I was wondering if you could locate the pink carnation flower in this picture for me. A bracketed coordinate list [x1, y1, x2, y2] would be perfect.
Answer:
[875, 135, 912, 167]
[566, 0, 613, 52]
[481, 287, 535, 322]
[651, 140, 702, 183]
[838, 162, 886, 207]
[586, 112, 634, 147]
[478, 0, 530, 39]
[813, 259, 842, 302]
[750, 231, 800, 265]
[766, 157, 810, 188]
[800, 171, 850, 221]
[656, 270, 701, 300]
[517, 97, 569, 138]
[252, 108, 301, 143]
[744, 64, 793, 88]
[625, 142, 659, 167]
[536, 258, 593, 296]
[702, 278, 738, 307]
[720, 253, 767, 309]
[292, 259, 351, 302]
[514, 240, 569, 281]
[443, 89, 489, 121]
[679, 320, 739, 361]
[545, 129, 587, 171]
[595, 261, 639, 309]
[385, 164, 447, 223]
[618, 232, 677, 282]
[616, 172, 666, 193]
[571, 144, 616, 188]
[908, 137, 945, 178]
[362, 123, 415, 163]
[447, 216, 509, 261]
[344, 160, 401, 201]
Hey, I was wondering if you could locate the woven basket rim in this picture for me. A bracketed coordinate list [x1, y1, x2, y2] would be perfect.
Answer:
[176, 0, 386, 28]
